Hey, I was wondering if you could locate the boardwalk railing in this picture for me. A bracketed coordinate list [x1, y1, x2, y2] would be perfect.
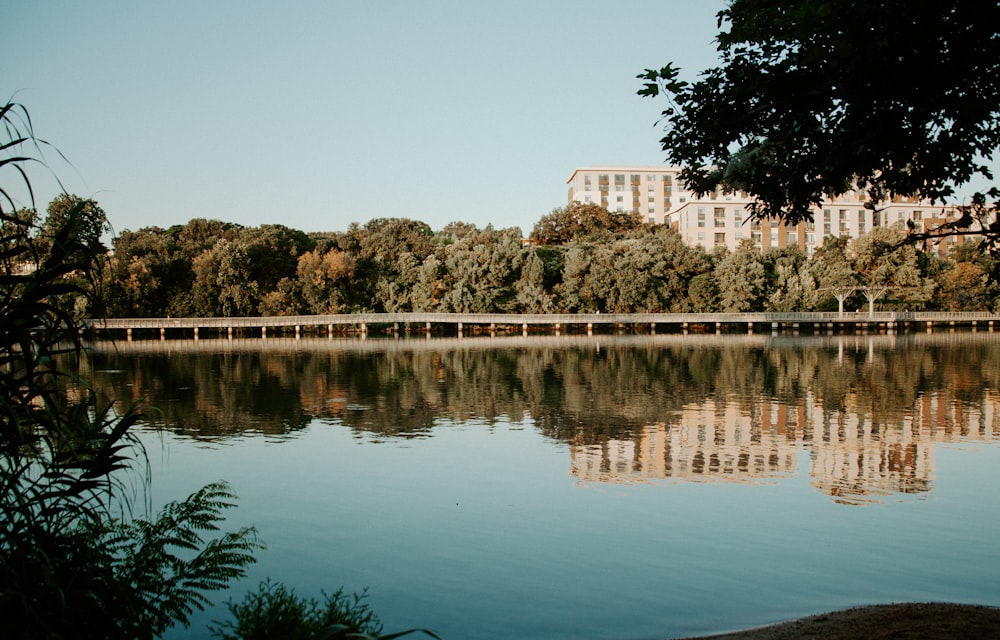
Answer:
[84, 312, 1000, 340]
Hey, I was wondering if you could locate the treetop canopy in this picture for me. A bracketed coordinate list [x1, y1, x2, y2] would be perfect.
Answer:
[639, 0, 1000, 227]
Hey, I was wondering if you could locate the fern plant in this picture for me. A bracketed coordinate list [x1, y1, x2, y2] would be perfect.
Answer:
[94, 482, 263, 638]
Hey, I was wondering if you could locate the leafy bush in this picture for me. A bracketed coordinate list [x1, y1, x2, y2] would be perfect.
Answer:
[210, 579, 382, 639]
[210, 579, 442, 640]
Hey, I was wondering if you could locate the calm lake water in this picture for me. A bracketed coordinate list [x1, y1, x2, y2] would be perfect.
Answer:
[82, 332, 1000, 640]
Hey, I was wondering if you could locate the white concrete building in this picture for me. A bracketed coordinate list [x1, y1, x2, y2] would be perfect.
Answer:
[566, 166, 963, 256]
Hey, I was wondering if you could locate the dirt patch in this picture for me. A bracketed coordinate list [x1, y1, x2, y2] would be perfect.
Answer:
[675, 603, 1000, 640]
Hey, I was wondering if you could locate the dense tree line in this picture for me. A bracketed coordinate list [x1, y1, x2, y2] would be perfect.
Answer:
[27, 198, 981, 317]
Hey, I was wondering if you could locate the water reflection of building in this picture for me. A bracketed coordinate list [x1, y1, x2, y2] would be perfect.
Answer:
[571, 402, 798, 485]
[570, 389, 1000, 504]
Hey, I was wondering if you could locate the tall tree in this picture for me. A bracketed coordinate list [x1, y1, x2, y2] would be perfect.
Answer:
[240, 224, 315, 294]
[105, 227, 197, 317]
[638, 1, 1000, 248]
[191, 239, 261, 317]
[807, 236, 861, 312]
[530, 202, 646, 246]
[514, 248, 555, 313]
[346, 218, 434, 311]
[439, 226, 524, 313]
[848, 227, 936, 310]
[296, 247, 354, 314]
[556, 241, 598, 312]
[764, 247, 817, 312]
[714, 240, 769, 312]
[40, 193, 109, 256]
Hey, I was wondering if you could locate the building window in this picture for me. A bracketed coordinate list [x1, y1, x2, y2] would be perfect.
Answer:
[913, 210, 923, 221]
[697, 231, 705, 241]
[584, 195, 591, 203]
[714, 233, 726, 246]
[714, 207, 725, 227]
[824, 209, 831, 221]
[824, 223, 832, 235]
[616, 195, 624, 203]
[697, 208, 706, 228]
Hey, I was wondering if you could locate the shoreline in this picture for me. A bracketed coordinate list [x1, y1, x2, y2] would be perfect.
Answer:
[674, 603, 1000, 639]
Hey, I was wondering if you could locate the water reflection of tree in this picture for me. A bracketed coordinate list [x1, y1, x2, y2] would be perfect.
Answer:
[82, 350, 314, 438]
[80, 336, 1000, 446]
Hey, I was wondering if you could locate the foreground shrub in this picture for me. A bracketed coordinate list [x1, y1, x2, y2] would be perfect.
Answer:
[210, 579, 441, 640]
[0, 98, 260, 639]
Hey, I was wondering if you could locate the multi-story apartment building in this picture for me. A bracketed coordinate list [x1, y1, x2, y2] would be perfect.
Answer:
[566, 166, 964, 256]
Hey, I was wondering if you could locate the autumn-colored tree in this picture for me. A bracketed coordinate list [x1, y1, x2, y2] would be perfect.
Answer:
[297, 248, 355, 314]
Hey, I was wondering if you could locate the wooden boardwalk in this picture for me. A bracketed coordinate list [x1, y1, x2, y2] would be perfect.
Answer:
[85, 311, 1000, 341]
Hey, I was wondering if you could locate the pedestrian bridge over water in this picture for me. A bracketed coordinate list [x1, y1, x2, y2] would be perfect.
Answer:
[85, 311, 1000, 341]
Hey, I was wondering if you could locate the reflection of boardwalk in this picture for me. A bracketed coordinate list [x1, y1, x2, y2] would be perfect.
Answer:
[86, 311, 1000, 340]
[570, 390, 1000, 505]
[83, 331, 1000, 355]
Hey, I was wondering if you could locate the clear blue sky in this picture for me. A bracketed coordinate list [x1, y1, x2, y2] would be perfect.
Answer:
[3, 1, 725, 236]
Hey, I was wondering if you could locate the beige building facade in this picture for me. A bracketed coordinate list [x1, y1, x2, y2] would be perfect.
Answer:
[566, 166, 964, 256]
